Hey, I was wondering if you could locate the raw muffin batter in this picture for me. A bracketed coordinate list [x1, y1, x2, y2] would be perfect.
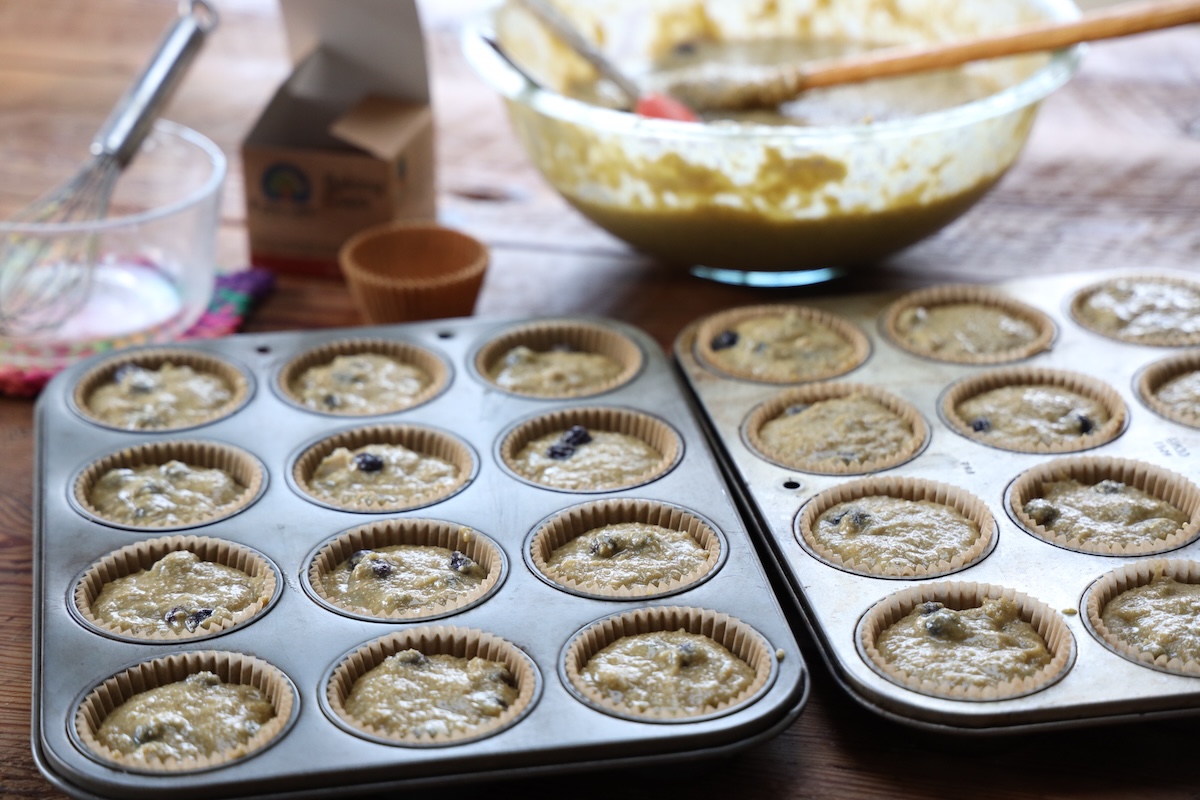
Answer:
[811, 496, 980, 574]
[291, 353, 431, 414]
[955, 385, 1110, 449]
[320, 545, 485, 613]
[545, 522, 710, 589]
[1075, 278, 1200, 342]
[580, 630, 756, 715]
[511, 425, 662, 490]
[1101, 574, 1200, 664]
[490, 345, 623, 396]
[96, 671, 275, 764]
[87, 363, 233, 429]
[344, 650, 517, 739]
[90, 550, 266, 636]
[89, 461, 246, 526]
[705, 311, 857, 381]
[1155, 370, 1200, 418]
[1023, 479, 1190, 548]
[893, 303, 1039, 359]
[308, 444, 459, 508]
[758, 395, 915, 470]
[874, 598, 1052, 688]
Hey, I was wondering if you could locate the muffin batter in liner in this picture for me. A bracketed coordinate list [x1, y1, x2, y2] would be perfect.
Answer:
[73, 650, 296, 773]
[744, 382, 927, 475]
[694, 304, 869, 384]
[1007, 456, 1200, 556]
[880, 284, 1055, 365]
[562, 606, 774, 722]
[474, 319, 643, 398]
[1137, 350, 1200, 430]
[73, 535, 278, 642]
[940, 366, 1127, 454]
[1069, 273, 1200, 347]
[795, 477, 995, 579]
[527, 498, 724, 599]
[73, 440, 265, 530]
[857, 582, 1075, 701]
[277, 337, 448, 416]
[307, 519, 504, 621]
[324, 626, 539, 747]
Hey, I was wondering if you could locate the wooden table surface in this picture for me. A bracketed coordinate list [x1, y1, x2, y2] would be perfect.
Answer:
[2, 1, 1198, 797]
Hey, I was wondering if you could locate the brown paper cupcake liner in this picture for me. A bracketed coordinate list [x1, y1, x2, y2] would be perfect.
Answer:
[940, 366, 1127, 454]
[693, 304, 870, 384]
[795, 477, 996, 579]
[73, 535, 279, 642]
[1007, 456, 1200, 556]
[857, 582, 1075, 701]
[277, 337, 449, 415]
[292, 424, 475, 512]
[1084, 560, 1200, 676]
[562, 606, 776, 722]
[73, 440, 265, 531]
[473, 319, 644, 398]
[880, 284, 1056, 364]
[1137, 350, 1200, 430]
[73, 650, 297, 773]
[743, 383, 928, 475]
[499, 407, 682, 492]
[306, 519, 505, 621]
[527, 499, 725, 599]
[72, 348, 252, 431]
[324, 626, 540, 746]
[1069, 274, 1200, 347]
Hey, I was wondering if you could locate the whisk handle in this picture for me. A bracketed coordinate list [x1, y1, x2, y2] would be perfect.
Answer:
[91, 0, 218, 167]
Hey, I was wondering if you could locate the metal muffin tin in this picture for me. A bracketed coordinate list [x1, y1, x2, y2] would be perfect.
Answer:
[674, 269, 1200, 733]
[32, 317, 808, 799]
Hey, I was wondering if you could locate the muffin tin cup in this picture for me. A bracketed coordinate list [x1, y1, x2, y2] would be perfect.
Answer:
[72, 535, 280, 643]
[1137, 350, 1200, 430]
[1069, 273, 1200, 347]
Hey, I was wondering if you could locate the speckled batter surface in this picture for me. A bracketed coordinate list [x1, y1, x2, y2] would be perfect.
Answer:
[291, 354, 431, 414]
[1076, 278, 1200, 342]
[811, 496, 980, 574]
[490, 345, 623, 396]
[1101, 575, 1200, 664]
[545, 522, 710, 589]
[955, 385, 1110, 449]
[1155, 370, 1200, 419]
[319, 544, 485, 614]
[511, 429, 662, 490]
[87, 364, 234, 429]
[705, 312, 857, 381]
[894, 303, 1039, 359]
[758, 395, 915, 470]
[308, 444, 459, 508]
[1023, 479, 1190, 548]
[89, 461, 245, 526]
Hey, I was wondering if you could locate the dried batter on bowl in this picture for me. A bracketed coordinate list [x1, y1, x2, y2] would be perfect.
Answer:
[1023, 479, 1189, 549]
[489, 345, 623, 396]
[87, 363, 234, 430]
[89, 461, 245, 527]
[291, 353, 432, 414]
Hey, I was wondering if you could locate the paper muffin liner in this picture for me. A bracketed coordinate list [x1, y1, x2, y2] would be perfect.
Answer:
[499, 407, 682, 492]
[940, 366, 1128, 454]
[324, 626, 539, 746]
[277, 337, 449, 415]
[73, 535, 279, 642]
[743, 383, 928, 475]
[1069, 274, 1200, 347]
[306, 519, 505, 621]
[1136, 350, 1200, 430]
[73, 650, 297, 773]
[73, 348, 252, 431]
[527, 499, 724, 599]
[693, 304, 870, 384]
[473, 319, 643, 398]
[1084, 559, 1200, 676]
[880, 284, 1056, 364]
[561, 606, 775, 722]
[857, 582, 1075, 701]
[73, 440, 265, 531]
[795, 476, 996, 579]
[1007, 456, 1200, 555]
[292, 424, 474, 512]
[338, 222, 489, 324]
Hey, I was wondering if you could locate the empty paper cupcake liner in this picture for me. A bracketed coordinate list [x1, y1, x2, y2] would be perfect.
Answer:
[1007, 456, 1200, 556]
[940, 366, 1127, 454]
[857, 582, 1075, 702]
[526, 498, 725, 599]
[323, 626, 540, 747]
[72, 535, 279, 642]
[305, 518, 505, 621]
[1136, 351, 1200, 430]
[795, 476, 996, 579]
[73, 650, 297, 773]
[1069, 274, 1200, 347]
[880, 284, 1056, 365]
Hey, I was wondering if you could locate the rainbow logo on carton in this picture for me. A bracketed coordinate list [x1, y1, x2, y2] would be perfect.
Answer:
[261, 163, 312, 204]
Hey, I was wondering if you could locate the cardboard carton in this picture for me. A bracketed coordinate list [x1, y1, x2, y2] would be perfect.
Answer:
[242, 0, 436, 278]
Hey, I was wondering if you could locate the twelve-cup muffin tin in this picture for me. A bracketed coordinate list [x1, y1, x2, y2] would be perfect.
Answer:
[674, 268, 1200, 732]
[32, 317, 808, 799]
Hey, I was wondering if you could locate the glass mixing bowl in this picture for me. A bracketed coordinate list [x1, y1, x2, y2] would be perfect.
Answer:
[463, 0, 1082, 286]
